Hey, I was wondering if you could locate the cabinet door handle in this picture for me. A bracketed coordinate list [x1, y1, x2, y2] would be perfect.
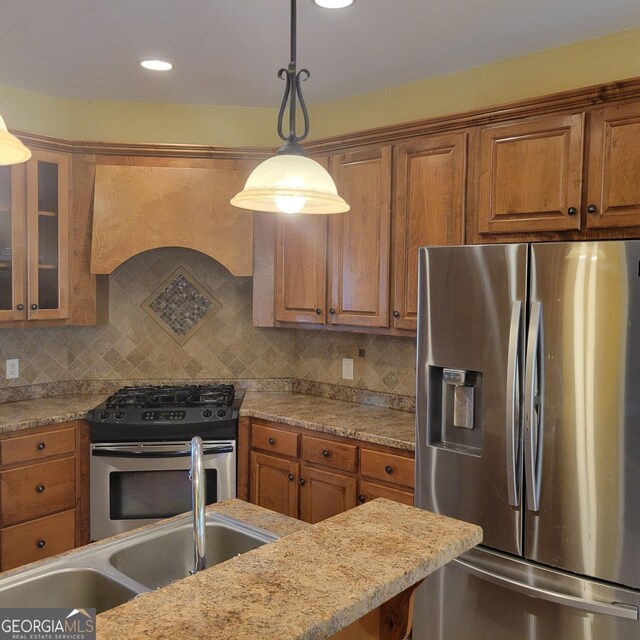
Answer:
[329, 308, 336, 315]
[268, 437, 275, 445]
[322, 449, 330, 458]
[288, 473, 295, 481]
[36, 539, 46, 549]
[30, 303, 38, 311]
[393, 310, 400, 318]
[587, 204, 598, 214]
[16, 304, 24, 311]
[36, 484, 45, 493]
[384, 465, 393, 475]
[567, 207, 577, 215]
[315, 308, 322, 315]
[299, 478, 306, 486]
[358, 494, 366, 504]
[37, 442, 46, 451]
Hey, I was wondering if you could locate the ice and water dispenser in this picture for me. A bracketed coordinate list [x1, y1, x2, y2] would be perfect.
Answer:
[427, 366, 483, 455]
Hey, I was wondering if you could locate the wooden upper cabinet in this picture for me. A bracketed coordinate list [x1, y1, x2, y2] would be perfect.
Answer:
[0, 164, 26, 322]
[391, 133, 468, 330]
[477, 113, 584, 234]
[329, 146, 392, 327]
[0, 150, 71, 324]
[586, 102, 640, 229]
[275, 215, 327, 323]
[27, 150, 70, 320]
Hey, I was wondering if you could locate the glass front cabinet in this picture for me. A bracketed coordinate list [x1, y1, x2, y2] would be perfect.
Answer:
[0, 150, 69, 323]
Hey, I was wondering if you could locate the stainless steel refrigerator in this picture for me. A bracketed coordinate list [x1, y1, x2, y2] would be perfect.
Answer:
[414, 241, 640, 640]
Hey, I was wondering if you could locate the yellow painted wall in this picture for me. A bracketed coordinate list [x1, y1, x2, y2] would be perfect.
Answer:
[2, 27, 640, 147]
[307, 27, 640, 140]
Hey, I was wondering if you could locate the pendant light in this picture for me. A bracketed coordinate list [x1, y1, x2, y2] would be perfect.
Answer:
[231, 0, 349, 215]
[0, 115, 31, 165]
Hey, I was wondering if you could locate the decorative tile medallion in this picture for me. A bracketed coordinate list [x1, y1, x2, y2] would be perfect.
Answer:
[142, 267, 221, 345]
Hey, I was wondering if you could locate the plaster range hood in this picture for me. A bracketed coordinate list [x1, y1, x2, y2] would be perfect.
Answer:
[90, 163, 255, 276]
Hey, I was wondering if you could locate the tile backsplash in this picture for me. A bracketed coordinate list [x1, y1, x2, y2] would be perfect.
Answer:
[0, 248, 417, 399]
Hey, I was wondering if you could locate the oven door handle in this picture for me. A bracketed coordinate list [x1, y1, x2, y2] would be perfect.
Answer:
[91, 445, 234, 458]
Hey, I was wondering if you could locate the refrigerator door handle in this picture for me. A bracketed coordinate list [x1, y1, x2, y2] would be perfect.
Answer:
[455, 556, 640, 620]
[506, 300, 522, 507]
[524, 300, 544, 512]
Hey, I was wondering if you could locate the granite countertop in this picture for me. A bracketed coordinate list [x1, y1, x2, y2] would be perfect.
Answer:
[241, 391, 415, 450]
[0, 390, 415, 450]
[97, 498, 482, 639]
[0, 393, 109, 434]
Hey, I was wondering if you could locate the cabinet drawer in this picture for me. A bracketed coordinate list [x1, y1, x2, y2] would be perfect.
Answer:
[301, 435, 357, 473]
[358, 479, 414, 506]
[0, 509, 75, 571]
[0, 427, 76, 467]
[252, 423, 299, 458]
[360, 449, 414, 489]
[0, 457, 76, 526]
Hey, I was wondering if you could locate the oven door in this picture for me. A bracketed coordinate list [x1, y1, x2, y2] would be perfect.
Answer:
[90, 440, 236, 541]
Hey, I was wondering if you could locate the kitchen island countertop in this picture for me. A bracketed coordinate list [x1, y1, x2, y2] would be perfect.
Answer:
[96, 497, 481, 639]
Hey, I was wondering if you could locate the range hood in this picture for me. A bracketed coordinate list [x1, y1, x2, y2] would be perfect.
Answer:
[91, 163, 254, 276]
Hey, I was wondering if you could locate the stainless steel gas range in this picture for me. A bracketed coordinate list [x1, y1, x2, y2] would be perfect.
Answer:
[86, 384, 243, 541]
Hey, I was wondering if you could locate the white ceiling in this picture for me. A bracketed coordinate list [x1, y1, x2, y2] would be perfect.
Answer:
[1, 0, 639, 108]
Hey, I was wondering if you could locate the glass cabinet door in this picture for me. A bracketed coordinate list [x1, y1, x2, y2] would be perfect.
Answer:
[0, 164, 26, 321]
[27, 150, 69, 320]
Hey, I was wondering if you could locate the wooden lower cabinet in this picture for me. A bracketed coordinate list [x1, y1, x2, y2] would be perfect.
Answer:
[0, 421, 88, 571]
[250, 451, 298, 519]
[0, 510, 75, 571]
[358, 480, 414, 507]
[299, 465, 358, 524]
[245, 418, 414, 524]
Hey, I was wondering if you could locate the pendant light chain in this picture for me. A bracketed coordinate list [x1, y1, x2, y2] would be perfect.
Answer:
[276, 0, 310, 155]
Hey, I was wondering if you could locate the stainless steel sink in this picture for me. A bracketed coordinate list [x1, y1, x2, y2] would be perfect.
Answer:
[0, 512, 278, 612]
[109, 519, 274, 589]
[0, 567, 138, 613]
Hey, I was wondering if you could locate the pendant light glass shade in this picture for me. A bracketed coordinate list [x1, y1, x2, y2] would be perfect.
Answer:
[231, 154, 349, 214]
[0, 115, 31, 165]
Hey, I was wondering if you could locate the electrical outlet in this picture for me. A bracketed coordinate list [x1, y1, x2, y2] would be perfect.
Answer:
[6, 359, 19, 379]
[342, 357, 353, 380]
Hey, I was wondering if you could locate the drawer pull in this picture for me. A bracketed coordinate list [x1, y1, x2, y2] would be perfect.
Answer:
[268, 437, 275, 445]
[36, 539, 46, 549]
[299, 478, 306, 486]
[36, 484, 46, 493]
[288, 473, 295, 481]
[322, 449, 330, 458]
[358, 494, 366, 504]
[37, 442, 46, 451]
[384, 465, 393, 475]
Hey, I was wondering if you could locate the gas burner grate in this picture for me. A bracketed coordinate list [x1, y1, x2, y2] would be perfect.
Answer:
[104, 384, 235, 409]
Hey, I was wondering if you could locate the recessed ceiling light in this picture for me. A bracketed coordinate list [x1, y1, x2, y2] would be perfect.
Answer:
[139, 59, 173, 71]
[313, 0, 355, 8]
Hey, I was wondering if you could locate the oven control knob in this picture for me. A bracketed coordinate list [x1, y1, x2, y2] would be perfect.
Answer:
[114, 411, 126, 420]
[202, 409, 213, 418]
[98, 411, 110, 420]
[216, 409, 227, 418]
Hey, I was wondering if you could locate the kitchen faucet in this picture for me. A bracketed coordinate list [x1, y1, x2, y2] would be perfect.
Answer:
[190, 436, 207, 574]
